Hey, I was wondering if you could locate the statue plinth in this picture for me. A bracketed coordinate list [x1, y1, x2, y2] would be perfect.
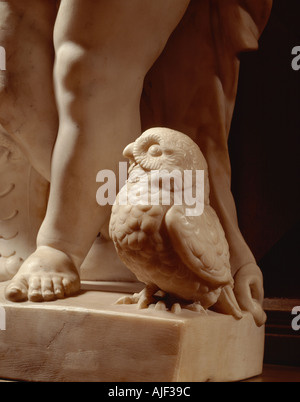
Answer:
[0, 282, 264, 382]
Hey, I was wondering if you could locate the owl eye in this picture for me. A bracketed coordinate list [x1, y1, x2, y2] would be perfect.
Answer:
[148, 144, 162, 157]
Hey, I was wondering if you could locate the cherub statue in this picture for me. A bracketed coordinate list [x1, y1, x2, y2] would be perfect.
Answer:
[0, 0, 272, 327]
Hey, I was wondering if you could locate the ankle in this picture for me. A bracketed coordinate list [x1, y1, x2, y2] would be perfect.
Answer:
[35, 241, 84, 271]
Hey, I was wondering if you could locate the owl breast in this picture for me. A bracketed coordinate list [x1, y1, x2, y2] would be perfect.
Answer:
[109, 173, 214, 303]
[110, 200, 203, 301]
[110, 196, 174, 283]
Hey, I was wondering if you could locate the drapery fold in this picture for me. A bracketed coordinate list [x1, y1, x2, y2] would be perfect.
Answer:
[141, 0, 273, 274]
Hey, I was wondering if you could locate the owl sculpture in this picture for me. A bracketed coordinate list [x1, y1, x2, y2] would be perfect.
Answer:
[109, 128, 243, 318]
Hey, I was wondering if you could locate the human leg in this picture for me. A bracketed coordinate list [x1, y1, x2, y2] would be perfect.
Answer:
[6, 0, 190, 301]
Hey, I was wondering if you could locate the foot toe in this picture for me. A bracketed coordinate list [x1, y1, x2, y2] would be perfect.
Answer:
[6, 288, 25, 301]
[5, 276, 28, 302]
[52, 277, 65, 299]
[28, 277, 43, 302]
[41, 277, 55, 301]
[29, 290, 43, 302]
[62, 277, 80, 297]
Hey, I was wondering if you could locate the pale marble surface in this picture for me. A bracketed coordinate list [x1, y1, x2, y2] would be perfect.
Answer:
[0, 282, 264, 382]
[0, 3, 271, 329]
[0, 0, 273, 382]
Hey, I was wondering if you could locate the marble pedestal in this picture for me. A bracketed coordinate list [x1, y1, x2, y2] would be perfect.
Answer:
[0, 282, 264, 382]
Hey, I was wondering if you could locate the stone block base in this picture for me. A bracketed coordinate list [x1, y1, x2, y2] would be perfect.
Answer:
[0, 282, 264, 382]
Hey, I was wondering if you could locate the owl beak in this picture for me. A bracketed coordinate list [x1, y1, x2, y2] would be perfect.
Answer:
[123, 142, 135, 162]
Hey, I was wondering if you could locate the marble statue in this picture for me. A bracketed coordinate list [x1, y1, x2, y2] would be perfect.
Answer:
[0, 0, 272, 328]
[110, 128, 243, 318]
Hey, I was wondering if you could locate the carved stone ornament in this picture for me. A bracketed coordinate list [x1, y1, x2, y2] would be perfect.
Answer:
[110, 128, 243, 318]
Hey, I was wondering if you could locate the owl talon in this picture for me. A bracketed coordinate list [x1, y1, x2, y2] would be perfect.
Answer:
[154, 301, 167, 311]
[171, 303, 182, 314]
[185, 302, 207, 314]
[137, 297, 151, 309]
[116, 285, 159, 309]
[115, 295, 137, 305]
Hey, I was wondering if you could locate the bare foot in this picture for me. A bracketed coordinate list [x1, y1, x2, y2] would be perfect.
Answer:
[5, 246, 80, 302]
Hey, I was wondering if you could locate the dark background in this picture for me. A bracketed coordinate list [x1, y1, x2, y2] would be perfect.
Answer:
[229, 0, 300, 298]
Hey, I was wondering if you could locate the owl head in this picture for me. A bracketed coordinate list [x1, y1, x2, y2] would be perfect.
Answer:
[124, 127, 208, 173]
[123, 128, 210, 205]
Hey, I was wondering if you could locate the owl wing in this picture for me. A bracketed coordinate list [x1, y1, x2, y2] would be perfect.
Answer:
[165, 205, 233, 288]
